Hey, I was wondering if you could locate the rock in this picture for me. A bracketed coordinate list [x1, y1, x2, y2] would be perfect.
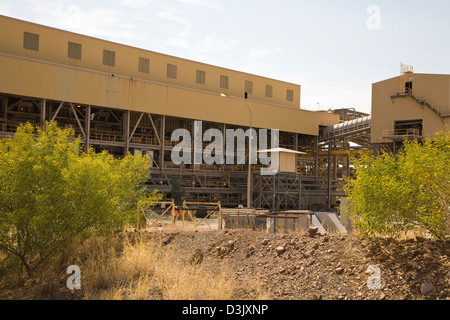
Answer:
[217, 240, 236, 258]
[377, 252, 390, 262]
[189, 249, 203, 266]
[312, 294, 322, 300]
[334, 267, 345, 275]
[443, 247, 450, 257]
[365, 268, 374, 275]
[162, 236, 172, 246]
[276, 246, 286, 255]
[246, 245, 256, 258]
[420, 282, 435, 295]
[308, 227, 319, 237]
[411, 250, 420, 258]
[415, 236, 426, 243]
[261, 238, 270, 245]
[218, 247, 229, 257]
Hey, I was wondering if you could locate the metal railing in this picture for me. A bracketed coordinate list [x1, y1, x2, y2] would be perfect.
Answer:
[130, 136, 157, 145]
[382, 129, 422, 139]
[90, 133, 122, 142]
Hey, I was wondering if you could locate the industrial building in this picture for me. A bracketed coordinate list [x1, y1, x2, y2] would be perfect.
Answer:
[1, 15, 447, 213]
[371, 64, 450, 154]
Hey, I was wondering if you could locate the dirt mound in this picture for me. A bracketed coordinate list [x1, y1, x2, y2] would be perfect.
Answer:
[163, 229, 450, 300]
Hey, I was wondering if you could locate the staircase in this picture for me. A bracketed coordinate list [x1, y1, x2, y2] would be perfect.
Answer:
[391, 93, 450, 119]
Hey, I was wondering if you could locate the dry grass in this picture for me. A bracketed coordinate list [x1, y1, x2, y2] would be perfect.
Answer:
[73, 233, 234, 300]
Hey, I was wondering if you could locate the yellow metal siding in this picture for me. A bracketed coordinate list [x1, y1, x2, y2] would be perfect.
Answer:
[279, 153, 296, 173]
[0, 15, 341, 136]
[0, 53, 338, 135]
[0, 15, 302, 109]
[371, 74, 450, 143]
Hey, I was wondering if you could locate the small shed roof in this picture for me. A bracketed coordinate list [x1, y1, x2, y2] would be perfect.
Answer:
[257, 147, 307, 155]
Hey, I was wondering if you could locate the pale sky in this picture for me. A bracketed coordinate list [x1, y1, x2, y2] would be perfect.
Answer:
[1, 0, 450, 114]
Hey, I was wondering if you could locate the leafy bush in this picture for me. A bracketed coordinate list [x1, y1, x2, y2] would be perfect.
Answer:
[0, 122, 160, 275]
[170, 175, 185, 206]
[345, 131, 449, 239]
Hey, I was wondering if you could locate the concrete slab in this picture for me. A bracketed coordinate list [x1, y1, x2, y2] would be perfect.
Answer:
[310, 214, 327, 234]
[327, 213, 348, 234]
[314, 212, 347, 234]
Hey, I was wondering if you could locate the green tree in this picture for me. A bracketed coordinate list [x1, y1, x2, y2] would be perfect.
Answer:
[0, 122, 161, 275]
[170, 175, 185, 206]
[344, 131, 449, 239]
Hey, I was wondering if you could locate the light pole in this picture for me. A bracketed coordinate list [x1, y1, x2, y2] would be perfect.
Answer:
[220, 93, 253, 208]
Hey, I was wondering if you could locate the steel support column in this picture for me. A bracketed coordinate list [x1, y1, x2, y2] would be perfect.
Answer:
[298, 175, 302, 210]
[160, 115, 166, 170]
[272, 174, 276, 211]
[314, 136, 319, 179]
[124, 110, 130, 155]
[258, 174, 262, 209]
[85, 105, 91, 153]
[327, 140, 332, 211]
[374, 144, 380, 158]
[40, 99, 46, 130]
[2, 96, 7, 124]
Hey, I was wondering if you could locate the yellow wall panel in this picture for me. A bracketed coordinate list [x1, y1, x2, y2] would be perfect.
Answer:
[371, 74, 450, 143]
[0, 15, 302, 109]
[0, 54, 339, 136]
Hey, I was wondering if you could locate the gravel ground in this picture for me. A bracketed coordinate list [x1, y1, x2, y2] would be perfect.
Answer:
[162, 228, 450, 300]
[1, 225, 448, 301]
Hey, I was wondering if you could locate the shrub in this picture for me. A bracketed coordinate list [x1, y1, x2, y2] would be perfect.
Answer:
[0, 122, 160, 275]
[345, 131, 449, 239]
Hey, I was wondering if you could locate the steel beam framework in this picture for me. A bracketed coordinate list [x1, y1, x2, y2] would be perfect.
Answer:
[0, 92, 372, 211]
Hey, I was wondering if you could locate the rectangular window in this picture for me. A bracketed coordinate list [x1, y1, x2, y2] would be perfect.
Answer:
[68, 42, 82, 60]
[196, 70, 206, 84]
[405, 81, 413, 94]
[220, 75, 229, 89]
[286, 89, 294, 102]
[23, 32, 39, 51]
[394, 119, 423, 137]
[245, 80, 253, 94]
[138, 57, 150, 74]
[167, 64, 178, 79]
[265, 85, 273, 98]
[103, 50, 116, 66]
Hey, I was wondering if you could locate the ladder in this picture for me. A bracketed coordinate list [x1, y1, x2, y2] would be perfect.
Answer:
[399, 63, 414, 95]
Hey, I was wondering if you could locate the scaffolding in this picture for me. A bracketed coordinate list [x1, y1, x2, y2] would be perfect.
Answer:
[0, 93, 374, 213]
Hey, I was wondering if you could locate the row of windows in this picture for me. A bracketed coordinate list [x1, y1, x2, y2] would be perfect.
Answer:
[22, 31, 295, 102]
